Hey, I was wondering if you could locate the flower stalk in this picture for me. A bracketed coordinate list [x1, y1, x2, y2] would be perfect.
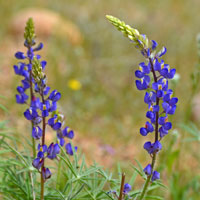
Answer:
[106, 15, 178, 199]
[118, 173, 125, 200]
[13, 18, 77, 199]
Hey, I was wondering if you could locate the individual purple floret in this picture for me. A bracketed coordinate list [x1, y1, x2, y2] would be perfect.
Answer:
[65, 143, 78, 156]
[123, 183, 132, 193]
[151, 171, 160, 181]
[42, 167, 51, 180]
[143, 164, 152, 176]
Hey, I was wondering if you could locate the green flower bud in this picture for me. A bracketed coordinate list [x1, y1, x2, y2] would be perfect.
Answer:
[106, 15, 149, 50]
[24, 18, 36, 46]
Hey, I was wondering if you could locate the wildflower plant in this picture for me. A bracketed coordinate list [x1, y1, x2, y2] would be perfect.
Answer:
[0, 14, 182, 200]
[106, 15, 178, 199]
[13, 18, 77, 199]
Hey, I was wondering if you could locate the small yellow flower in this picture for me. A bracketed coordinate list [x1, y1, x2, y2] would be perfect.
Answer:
[68, 79, 82, 91]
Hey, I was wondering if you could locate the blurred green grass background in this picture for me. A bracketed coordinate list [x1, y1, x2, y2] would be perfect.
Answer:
[0, 0, 200, 199]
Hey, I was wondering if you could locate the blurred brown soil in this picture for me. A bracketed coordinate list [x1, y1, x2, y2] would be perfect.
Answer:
[9, 8, 83, 45]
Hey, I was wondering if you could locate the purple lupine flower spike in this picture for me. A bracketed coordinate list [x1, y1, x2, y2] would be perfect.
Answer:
[14, 18, 77, 182]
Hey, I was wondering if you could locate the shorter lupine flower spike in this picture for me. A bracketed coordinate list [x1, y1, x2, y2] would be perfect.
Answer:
[15, 18, 77, 182]
[151, 171, 160, 181]
[123, 183, 132, 193]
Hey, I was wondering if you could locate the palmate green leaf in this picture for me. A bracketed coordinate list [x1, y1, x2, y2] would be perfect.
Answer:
[2, 170, 28, 198]
[3, 142, 29, 167]
[78, 166, 101, 179]
[45, 189, 66, 200]
[0, 159, 24, 167]
[98, 168, 110, 179]
[69, 184, 85, 200]
[58, 152, 77, 177]
[79, 154, 86, 173]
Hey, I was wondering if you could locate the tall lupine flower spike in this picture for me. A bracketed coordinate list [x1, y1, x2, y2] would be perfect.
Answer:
[106, 15, 178, 199]
[13, 18, 77, 200]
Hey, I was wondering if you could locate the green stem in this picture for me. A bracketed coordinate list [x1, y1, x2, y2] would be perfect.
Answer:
[40, 174, 44, 200]
[139, 55, 159, 200]
[56, 156, 62, 190]
[139, 153, 157, 200]
[28, 45, 36, 158]
[31, 122, 36, 158]
[40, 93, 46, 200]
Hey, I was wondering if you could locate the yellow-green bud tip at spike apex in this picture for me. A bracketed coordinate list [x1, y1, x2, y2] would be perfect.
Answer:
[106, 15, 149, 50]
[24, 18, 36, 45]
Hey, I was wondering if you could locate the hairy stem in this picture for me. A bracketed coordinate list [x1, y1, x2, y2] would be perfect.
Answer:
[28, 46, 36, 158]
[139, 56, 159, 200]
[40, 93, 46, 200]
[139, 153, 157, 200]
